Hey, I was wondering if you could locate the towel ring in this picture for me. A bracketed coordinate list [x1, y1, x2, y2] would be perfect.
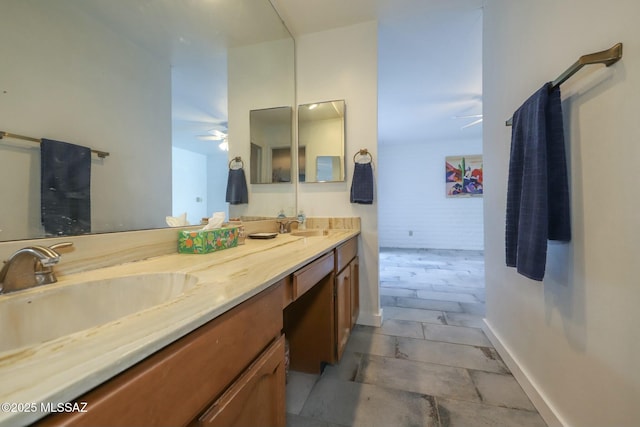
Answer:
[353, 149, 373, 164]
[229, 156, 244, 170]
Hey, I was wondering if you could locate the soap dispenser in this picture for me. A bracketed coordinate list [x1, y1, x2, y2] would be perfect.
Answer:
[297, 210, 306, 229]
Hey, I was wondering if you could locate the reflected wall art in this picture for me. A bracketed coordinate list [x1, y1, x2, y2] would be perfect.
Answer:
[445, 155, 483, 197]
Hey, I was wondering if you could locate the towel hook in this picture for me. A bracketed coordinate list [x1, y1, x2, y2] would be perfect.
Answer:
[228, 156, 244, 170]
[353, 149, 373, 164]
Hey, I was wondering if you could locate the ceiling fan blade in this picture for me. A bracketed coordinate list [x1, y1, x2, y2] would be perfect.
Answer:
[460, 118, 483, 129]
[453, 114, 483, 119]
[197, 135, 223, 141]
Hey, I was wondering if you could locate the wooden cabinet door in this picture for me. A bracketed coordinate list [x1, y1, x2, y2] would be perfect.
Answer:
[335, 265, 351, 361]
[196, 335, 286, 427]
[350, 256, 360, 328]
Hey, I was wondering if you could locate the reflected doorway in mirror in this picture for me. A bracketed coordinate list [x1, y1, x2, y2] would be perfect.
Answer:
[298, 100, 346, 183]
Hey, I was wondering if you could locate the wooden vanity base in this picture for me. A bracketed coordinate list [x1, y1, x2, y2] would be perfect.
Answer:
[35, 235, 360, 426]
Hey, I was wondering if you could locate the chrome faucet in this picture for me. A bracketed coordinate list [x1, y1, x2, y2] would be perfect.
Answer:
[0, 242, 73, 294]
[277, 219, 302, 234]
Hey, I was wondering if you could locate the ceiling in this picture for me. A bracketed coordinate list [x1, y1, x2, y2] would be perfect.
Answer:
[78, 0, 483, 154]
[70, 0, 291, 157]
[299, 101, 345, 122]
[271, 0, 484, 144]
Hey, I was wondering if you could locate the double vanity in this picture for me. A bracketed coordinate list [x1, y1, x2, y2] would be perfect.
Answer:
[0, 219, 360, 426]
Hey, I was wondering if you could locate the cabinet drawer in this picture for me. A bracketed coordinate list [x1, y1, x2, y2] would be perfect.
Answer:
[293, 252, 334, 299]
[38, 283, 284, 427]
[335, 237, 357, 273]
[196, 335, 286, 427]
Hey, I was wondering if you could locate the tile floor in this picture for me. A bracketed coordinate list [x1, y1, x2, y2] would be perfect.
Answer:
[286, 248, 548, 427]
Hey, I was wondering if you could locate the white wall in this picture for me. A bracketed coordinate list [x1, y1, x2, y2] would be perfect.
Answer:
[172, 147, 229, 224]
[378, 139, 483, 250]
[297, 22, 381, 326]
[172, 147, 208, 224]
[0, 2, 172, 240]
[207, 150, 232, 219]
[483, 1, 640, 426]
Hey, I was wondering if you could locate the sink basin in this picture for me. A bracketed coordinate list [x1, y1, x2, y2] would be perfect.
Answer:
[0, 272, 199, 354]
[291, 229, 329, 237]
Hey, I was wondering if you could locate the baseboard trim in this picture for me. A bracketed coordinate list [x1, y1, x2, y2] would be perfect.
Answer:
[482, 319, 565, 427]
[356, 308, 383, 327]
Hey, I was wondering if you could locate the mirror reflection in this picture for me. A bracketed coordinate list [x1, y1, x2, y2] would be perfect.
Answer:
[0, 0, 295, 242]
[298, 100, 346, 183]
[249, 107, 293, 184]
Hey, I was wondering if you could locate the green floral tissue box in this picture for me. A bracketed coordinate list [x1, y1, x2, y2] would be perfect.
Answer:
[178, 227, 239, 254]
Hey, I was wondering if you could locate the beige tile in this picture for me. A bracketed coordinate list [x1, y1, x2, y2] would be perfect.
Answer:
[381, 280, 435, 290]
[287, 371, 320, 415]
[422, 323, 492, 347]
[379, 287, 417, 298]
[379, 295, 396, 306]
[374, 319, 425, 339]
[383, 306, 446, 324]
[287, 413, 349, 427]
[416, 289, 480, 303]
[444, 311, 486, 328]
[396, 297, 464, 313]
[460, 302, 486, 315]
[320, 352, 362, 382]
[396, 336, 509, 374]
[355, 354, 481, 402]
[437, 397, 547, 427]
[470, 370, 537, 411]
[342, 329, 397, 358]
[300, 377, 439, 427]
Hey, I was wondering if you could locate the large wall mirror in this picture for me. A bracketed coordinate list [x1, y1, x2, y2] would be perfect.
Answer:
[0, 0, 295, 242]
[249, 107, 293, 184]
[298, 100, 346, 183]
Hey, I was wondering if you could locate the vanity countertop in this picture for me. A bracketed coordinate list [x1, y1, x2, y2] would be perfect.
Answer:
[0, 228, 359, 427]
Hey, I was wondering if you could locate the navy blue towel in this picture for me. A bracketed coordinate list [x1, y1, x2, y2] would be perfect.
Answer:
[505, 83, 571, 281]
[225, 168, 248, 205]
[350, 162, 374, 204]
[41, 138, 91, 236]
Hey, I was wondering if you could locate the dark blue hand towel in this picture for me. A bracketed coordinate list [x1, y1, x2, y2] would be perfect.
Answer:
[505, 83, 571, 281]
[350, 162, 374, 204]
[41, 138, 91, 236]
[225, 168, 248, 205]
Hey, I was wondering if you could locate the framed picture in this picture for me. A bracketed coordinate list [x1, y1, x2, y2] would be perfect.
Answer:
[446, 155, 483, 197]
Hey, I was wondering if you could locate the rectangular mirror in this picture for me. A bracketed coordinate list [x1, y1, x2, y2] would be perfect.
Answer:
[249, 107, 293, 184]
[0, 0, 295, 241]
[298, 100, 346, 183]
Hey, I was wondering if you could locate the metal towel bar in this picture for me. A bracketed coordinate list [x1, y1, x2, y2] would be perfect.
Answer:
[506, 42, 623, 126]
[0, 131, 110, 158]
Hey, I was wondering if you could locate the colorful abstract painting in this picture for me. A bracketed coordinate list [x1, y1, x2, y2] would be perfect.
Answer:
[446, 155, 483, 197]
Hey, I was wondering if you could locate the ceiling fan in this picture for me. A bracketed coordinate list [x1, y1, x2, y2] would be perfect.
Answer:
[196, 129, 227, 141]
[196, 127, 229, 151]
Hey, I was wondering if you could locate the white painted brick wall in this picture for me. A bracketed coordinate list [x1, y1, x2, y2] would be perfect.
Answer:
[378, 139, 484, 250]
